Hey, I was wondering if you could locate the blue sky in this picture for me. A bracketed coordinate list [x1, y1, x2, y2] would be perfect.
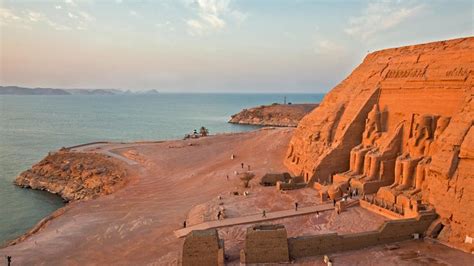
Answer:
[1, 0, 472, 92]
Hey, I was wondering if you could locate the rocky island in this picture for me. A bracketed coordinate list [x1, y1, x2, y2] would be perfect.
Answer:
[15, 150, 128, 202]
[1, 37, 473, 265]
[229, 103, 318, 127]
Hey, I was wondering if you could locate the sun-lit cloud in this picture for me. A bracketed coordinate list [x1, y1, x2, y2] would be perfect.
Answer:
[185, 0, 246, 36]
[0, 8, 22, 26]
[64, 0, 77, 7]
[0, 8, 73, 31]
[345, 0, 425, 42]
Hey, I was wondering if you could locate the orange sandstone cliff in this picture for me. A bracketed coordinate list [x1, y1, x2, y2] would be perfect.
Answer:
[284, 37, 473, 251]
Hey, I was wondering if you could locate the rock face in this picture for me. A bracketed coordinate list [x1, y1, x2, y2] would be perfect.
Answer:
[15, 151, 128, 201]
[229, 103, 317, 127]
[284, 37, 473, 251]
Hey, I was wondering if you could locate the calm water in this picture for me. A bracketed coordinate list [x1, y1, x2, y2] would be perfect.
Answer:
[0, 93, 323, 245]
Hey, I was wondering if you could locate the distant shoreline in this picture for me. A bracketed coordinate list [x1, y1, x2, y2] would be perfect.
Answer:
[0, 86, 159, 95]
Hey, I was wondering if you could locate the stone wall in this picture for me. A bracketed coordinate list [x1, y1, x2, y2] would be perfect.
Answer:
[181, 229, 224, 266]
[288, 213, 437, 259]
[240, 224, 289, 264]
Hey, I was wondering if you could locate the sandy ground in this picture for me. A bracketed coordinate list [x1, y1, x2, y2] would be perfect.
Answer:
[1, 127, 472, 265]
[1, 128, 295, 265]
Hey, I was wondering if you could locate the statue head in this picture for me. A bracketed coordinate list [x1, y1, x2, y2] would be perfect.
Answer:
[434, 117, 450, 139]
[363, 104, 381, 144]
[413, 115, 433, 144]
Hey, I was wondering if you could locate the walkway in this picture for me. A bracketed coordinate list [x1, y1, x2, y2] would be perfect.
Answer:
[174, 203, 335, 238]
[71, 143, 138, 166]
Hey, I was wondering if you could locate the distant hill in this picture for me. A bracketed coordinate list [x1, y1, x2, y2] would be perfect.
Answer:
[0, 86, 159, 95]
[0, 86, 70, 95]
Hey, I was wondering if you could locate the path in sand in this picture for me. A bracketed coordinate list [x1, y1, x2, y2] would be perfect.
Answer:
[174, 203, 335, 238]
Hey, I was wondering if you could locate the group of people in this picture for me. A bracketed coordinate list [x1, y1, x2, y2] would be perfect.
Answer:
[183, 126, 209, 139]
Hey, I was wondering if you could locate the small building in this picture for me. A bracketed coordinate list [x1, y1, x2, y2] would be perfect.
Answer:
[240, 224, 289, 264]
[181, 229, 224, 266]
[260, 172, 292, 186]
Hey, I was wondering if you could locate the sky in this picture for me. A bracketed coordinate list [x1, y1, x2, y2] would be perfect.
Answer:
[0, 0, 472, 93]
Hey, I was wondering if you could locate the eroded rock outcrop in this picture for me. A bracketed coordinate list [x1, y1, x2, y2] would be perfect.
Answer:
[229, 103, 317, 127]
[15, 151, 128, 201]
[285, 37, 473, 251]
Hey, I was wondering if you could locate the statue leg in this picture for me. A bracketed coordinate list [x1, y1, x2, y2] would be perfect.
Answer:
[354, 149, 369, 175]
[367, 155, 380, 181]
[349, 150, 357, 172]
[399, 158, 422, 190]
[392, 159, 403, 188]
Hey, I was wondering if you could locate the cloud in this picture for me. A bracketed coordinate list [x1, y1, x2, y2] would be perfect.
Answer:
[129, 10, 139, 17]
[0, 8, 72, 31]
[313, 40, 345, 55]
[0, 8, 22, 26]
[68, 12, 78, 19]
[64, 0, 77, 7]
[185, 0, 246, 36]
[345, 0, 424, 41]
[55, 5, 62, 10]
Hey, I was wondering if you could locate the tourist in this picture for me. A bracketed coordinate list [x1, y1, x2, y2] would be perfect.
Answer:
[217, 211, 221, 220]
[226, 174, 229, 181]
[6, 256, 11, 266]
[241, 162, 244, 169]
[183, 220, 187, 228]
[333, 199, 336, 207]
[231, 154, 235, 160]
[295, 202, 299, 211]
[262, 210, 266, 218]
[316, 211, 320, 218]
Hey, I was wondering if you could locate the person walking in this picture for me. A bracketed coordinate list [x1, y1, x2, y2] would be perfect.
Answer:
[262, 210, 266, 218]
[333, 199, 336, 207]
[316, 211, 320, 219]
[241, 162, 244, 169]
[295, 202, 299, 211]
[6, 256, 12, 266]
[183, 220, 186, 228]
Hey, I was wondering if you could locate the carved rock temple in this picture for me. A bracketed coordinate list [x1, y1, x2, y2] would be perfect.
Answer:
[285, 37, 473, 251]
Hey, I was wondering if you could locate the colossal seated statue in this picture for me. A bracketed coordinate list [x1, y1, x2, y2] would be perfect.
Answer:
[346, 104, 381, 176]
[361, 124, 402, 181]
[391, 115, 433, 191]
[377, 114, 451, 208]
[410, 116, 450, 195]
